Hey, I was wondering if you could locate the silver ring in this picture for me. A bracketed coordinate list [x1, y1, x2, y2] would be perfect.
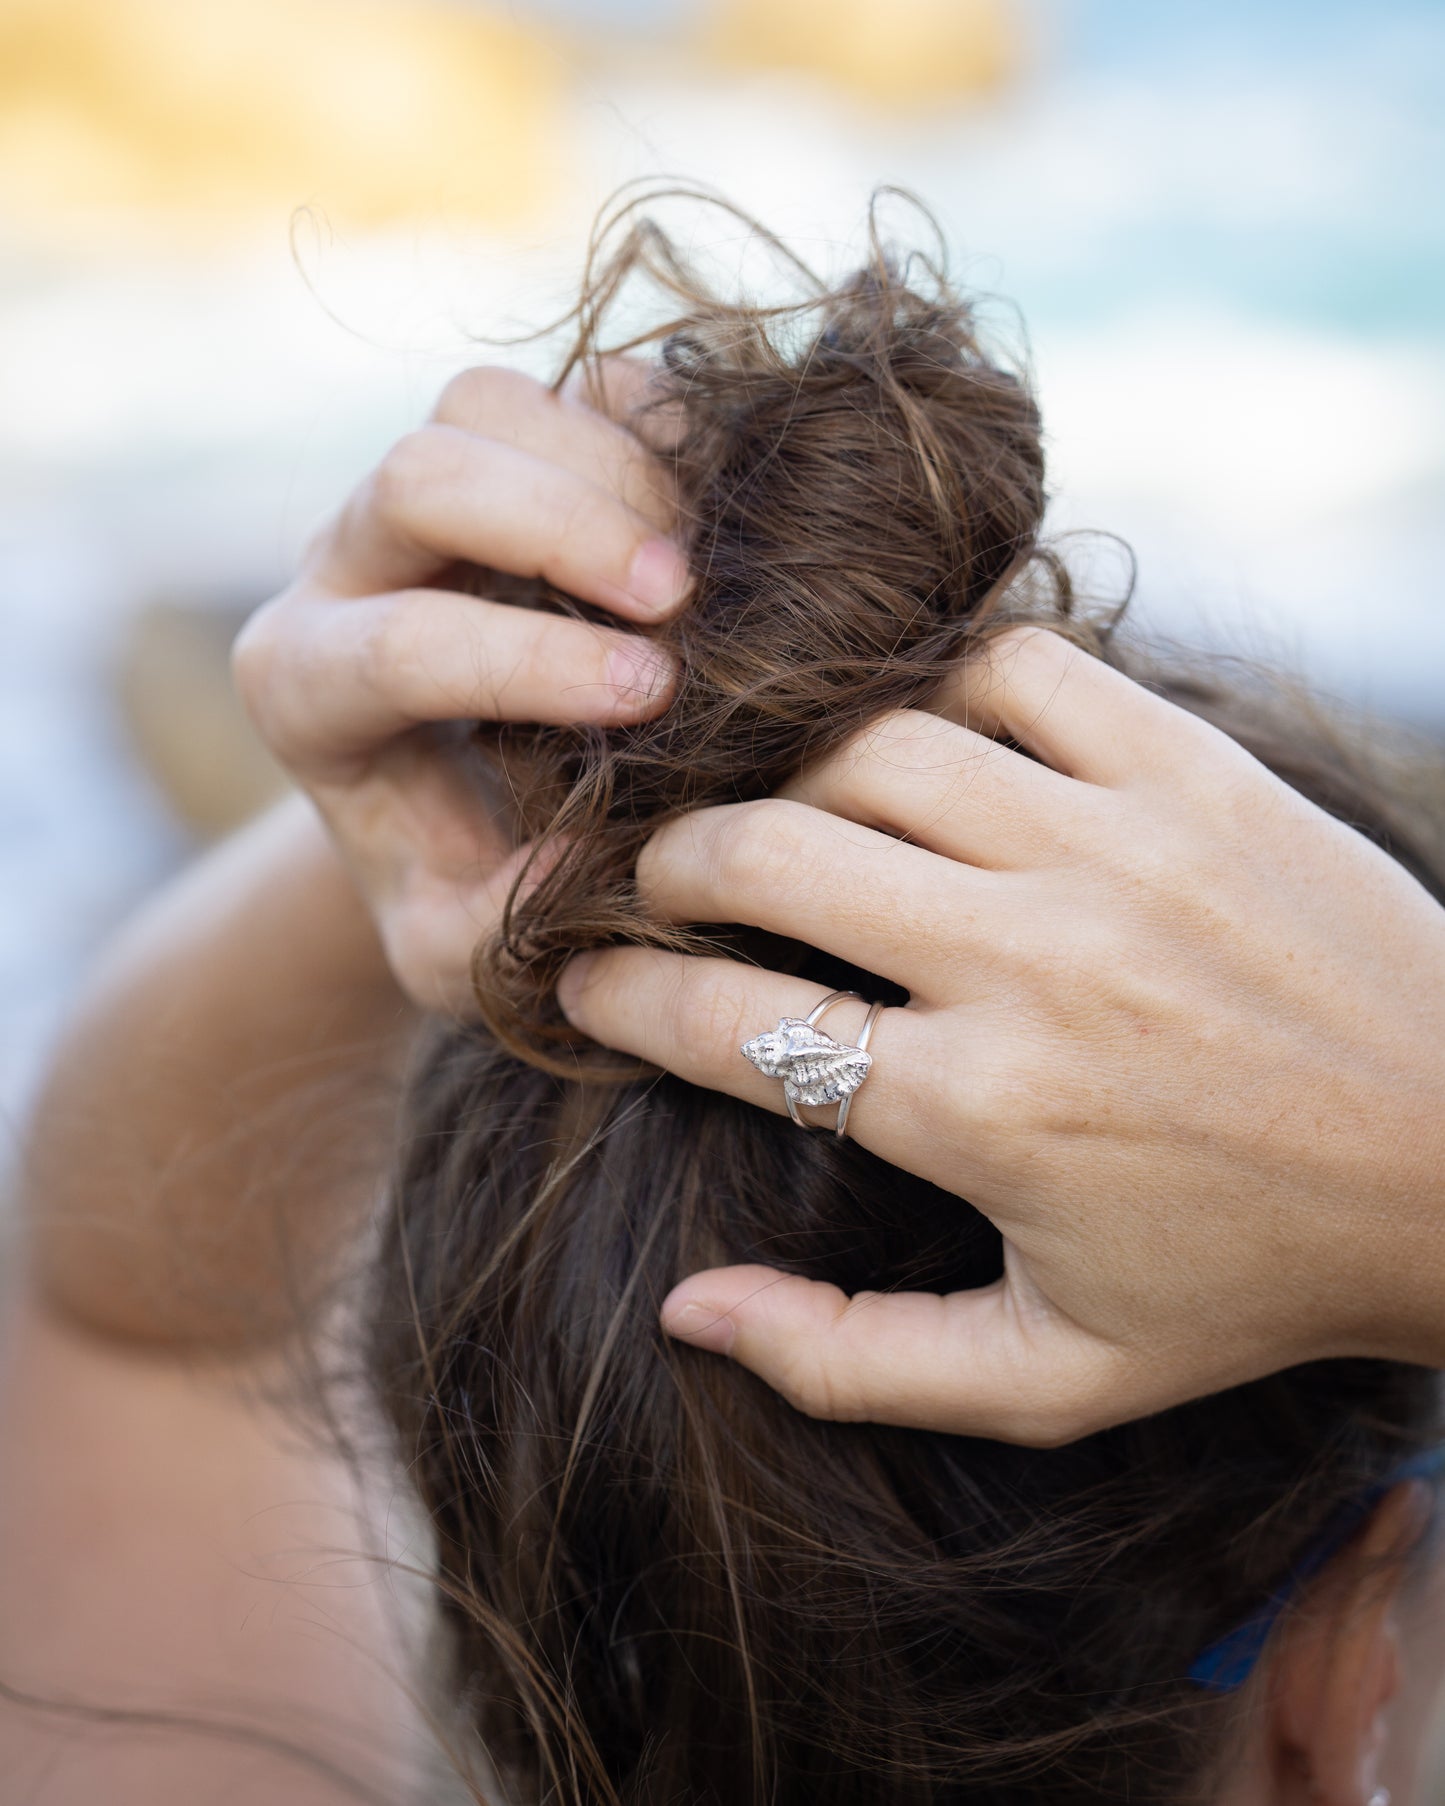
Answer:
[740, 987, 883, 1141]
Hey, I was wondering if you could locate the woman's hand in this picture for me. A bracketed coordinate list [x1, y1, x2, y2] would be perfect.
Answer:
[24, 363, 685, 1348]
[557, 627, 1445, 1444]
[232, 363, 687, 1014]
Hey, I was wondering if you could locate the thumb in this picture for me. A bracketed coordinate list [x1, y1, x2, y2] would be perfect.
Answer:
[659, 1264, 1124, 1447]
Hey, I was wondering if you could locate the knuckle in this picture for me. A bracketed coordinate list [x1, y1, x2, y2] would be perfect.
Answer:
[1191, 730, 1274, 823]
[297, 503, 342, 574]
[369, 427, 443, 525]
[1147, 709, 1236, 796]
[497, 611, 591, 712]
[665, 959, 752, 1064]
[1069, 780, 1129, 850]
[983, 623, 1081, 699]
[353, 597, 412, 700]
[762, 1285, 860, 1423]
[771, 1342, 839, 1421]
[840, 708, 940, 781]
[888, 709, 992, 796]
[229, 599, 286, 723]
[1053, 909, 1126, 982]
[991, 622, 1068, 667]
[1013, 1398, 1091, 1449]
[432, 364, 540, 433]
[552, 473, 618, 557]
[952, 1041, 1036, 1144]
[1100, 810, 1210, 914]
[560, 354, 632, 422]
[708, 799, 814, 896]
[378, 921, 461, 1016]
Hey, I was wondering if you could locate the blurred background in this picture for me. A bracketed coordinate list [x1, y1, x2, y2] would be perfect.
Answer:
[1, 0, 1442, 1151]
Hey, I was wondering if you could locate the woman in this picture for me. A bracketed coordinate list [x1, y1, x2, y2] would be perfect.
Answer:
[4, 200, 1445, 1803]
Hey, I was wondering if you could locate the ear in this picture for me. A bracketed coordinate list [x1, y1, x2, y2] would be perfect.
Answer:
[1268, 1481, 1432, 1806]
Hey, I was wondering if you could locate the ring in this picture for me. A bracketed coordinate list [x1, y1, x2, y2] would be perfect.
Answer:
[740, 988, 884, 1141]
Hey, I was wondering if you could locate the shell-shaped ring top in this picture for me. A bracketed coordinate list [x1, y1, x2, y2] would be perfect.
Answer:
[740, 989, 882, 1138]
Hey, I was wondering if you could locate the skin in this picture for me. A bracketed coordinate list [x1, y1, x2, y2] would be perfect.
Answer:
[1243, 1484, 1441, 1806]
[557, 635, 1445, 1446]
[230, 360, 686, 1018]
[3, 364, 690, 1798]
[4, 362, 1444, 1801]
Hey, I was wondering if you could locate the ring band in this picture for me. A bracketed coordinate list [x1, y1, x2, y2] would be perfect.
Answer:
[740, 988, 883, 1141]
[835, 999, 883, 1140]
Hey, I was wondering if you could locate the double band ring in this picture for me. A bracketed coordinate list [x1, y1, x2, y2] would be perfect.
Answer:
[740, 988, 883, 1140]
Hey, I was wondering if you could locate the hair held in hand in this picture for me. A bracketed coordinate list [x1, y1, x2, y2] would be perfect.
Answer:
[368, 191, 1444, 1805]
[469, 188, 1069, 1063]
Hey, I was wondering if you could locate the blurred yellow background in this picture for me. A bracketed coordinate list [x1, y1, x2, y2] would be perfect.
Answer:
[0, 0, 1019, 250]
[0, 0, 563, 242]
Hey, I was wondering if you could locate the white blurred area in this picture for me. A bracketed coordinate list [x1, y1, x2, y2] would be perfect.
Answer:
[1, 0, 1442, 1142]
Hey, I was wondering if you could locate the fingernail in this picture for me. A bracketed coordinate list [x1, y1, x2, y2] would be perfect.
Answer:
[556, 951, 597, 1020]
[627, 538, 691, 617]
[661, 1298, 736, 1355]
[608, 637, 676, 704]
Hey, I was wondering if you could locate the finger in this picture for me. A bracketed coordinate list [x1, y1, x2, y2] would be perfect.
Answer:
[634, 798, 984, 992]
[314, 425, 691, 621]
[658, 1265, 1121, 1445]
[235, 587, 676, 773]
[557, 949, 952, 1164]
[943, 626, 1221, 788]
[429, 364, 677, 533]
[369, 835, 558, 1019]
[560, 354, 653, 420]
[779, 707, 1100, 870]
[562, 355, 685, 456]
[370, 841, 525, 1020]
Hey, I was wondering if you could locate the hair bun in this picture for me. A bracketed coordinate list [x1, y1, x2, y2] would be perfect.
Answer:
[470, 194, 1065, 1060]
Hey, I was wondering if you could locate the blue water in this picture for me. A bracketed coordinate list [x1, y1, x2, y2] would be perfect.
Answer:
[515, 0, 1445, 336]
[1059, 0, 1444, 70]
[1017, 0, 1445, 336]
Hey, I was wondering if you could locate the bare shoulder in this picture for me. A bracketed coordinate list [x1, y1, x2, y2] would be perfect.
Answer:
[0, 1287, 448, 1805]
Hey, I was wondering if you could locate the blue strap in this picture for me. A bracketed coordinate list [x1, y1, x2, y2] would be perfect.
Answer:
[1188, 1445, 1444, 1692]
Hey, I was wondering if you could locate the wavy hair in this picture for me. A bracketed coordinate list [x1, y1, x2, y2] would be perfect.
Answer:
[364, 193, 1443, 1804]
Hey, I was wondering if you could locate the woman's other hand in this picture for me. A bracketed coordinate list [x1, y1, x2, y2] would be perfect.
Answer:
[557, 627, 1445, 1444]
[232, 364, 687, 1014]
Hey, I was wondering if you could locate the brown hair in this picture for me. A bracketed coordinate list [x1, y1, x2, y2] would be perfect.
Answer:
[364, 194, 1443, 1803]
